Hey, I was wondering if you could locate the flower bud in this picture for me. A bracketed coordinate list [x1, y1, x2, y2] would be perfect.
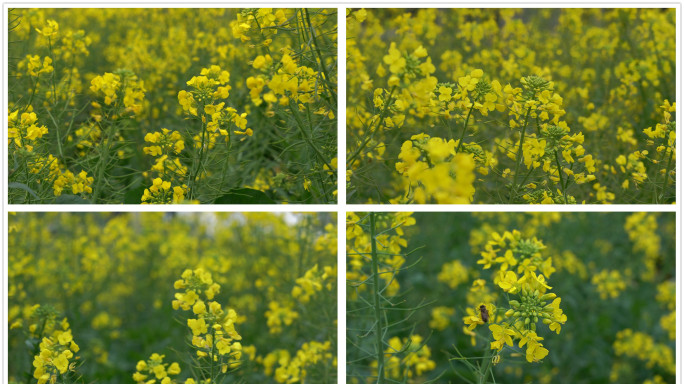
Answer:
[540, 293, 557, 301]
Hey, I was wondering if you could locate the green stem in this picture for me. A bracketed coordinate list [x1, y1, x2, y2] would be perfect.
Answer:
[15, 130, 33, 203]
[370, 213, 385, 384]
[26, 317, 48, 384]
[288, 99, 334, 179]
[189, 113, 208, 200]
[346, 87, 396, 168]
[251, 9, 272, 57]
[45, 108, 65, 163]
[210, 327, 216, 382]
[91, 120, 117, 203]
[518, 164, 536, 189]
[455, 104, 475, 153]
[23, 158, 32, 203]
[554, 149, 568, 204]
[47, 37, 58, 105]
[91, 78, 130, 203]
[658, 145, 675, 203]
[650, 143, 668, 203]
[508, 106, 533, 203]
[65, 50, 75, 97]
[21, 77, 39, 115]
[218, 129, 233, 193]
[304, 9, 336, 105]
[478, 346, 493, 384]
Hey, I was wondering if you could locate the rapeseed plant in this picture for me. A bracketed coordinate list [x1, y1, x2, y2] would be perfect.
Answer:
[9, 305, 83, 384]
[133, 353, 181, 384]
[453, 230, 565, 384]
[348, 212, 675, 382]
[9, 212, 337, 383]
[347, 8, 675, 204]
[173, 268, 243, 381]
[347, 212, 439, 383]
[9, 8, 337, 203]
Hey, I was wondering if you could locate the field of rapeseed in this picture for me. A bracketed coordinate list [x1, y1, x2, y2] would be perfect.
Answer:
[347, 212, 675, 383]
[8, 212, 337, 383]
[346, 9, 676, 204]
[8, 8, 337, 204]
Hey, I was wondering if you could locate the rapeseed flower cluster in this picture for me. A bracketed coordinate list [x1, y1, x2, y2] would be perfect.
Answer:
[11, 305, 82, 384]
[89, 70, 146, 116]
[140, 128, 188, 202]
[613, 330, 675, 375]
[8, 106, 94, 201]
[8, 110, 49, 150]
[33, 327, 80, 384]
[173, 268, 243, 377]
[292, 264, 337, 304]
[52, 169, 94, 196]
[437, 260, 469, 289]
[625, 213, 662, 281]
[346, 212, 415, 296]
[656, 281, 676, 341]
[466, 230, 565, 363]
[133, 353, 181, 384]
[267, 341, 334, 383]
[429, 306, 456, 331]
[372, 336, 436, 380]
[395, 133, 476, 203]
[591, 269, 629, 299]
[265, 301, 299, 334]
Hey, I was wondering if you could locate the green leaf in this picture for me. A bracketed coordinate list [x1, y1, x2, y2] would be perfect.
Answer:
[55, 194, 90, 204]
[8, 182, 39, 200]
[214, 188, 275, 204]
[124, 186, 147, 204]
